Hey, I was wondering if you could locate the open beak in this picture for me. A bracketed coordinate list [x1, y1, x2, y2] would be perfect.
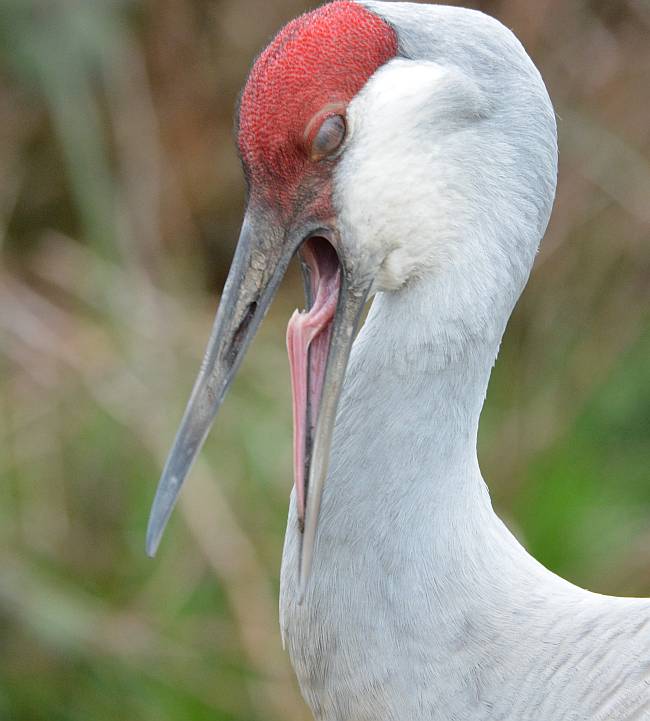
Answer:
[146, 204, 370, 596]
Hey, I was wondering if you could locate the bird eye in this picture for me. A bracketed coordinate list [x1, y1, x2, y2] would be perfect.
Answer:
[310, 114, 346, 161]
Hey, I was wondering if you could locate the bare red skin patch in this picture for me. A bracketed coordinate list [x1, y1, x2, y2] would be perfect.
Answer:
[238, 1, 397, 217]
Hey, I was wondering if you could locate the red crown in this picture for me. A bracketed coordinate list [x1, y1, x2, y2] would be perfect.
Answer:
[238, 1, 397, 210]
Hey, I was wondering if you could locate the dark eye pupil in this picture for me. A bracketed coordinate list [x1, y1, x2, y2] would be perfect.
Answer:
[312, 114, 346, 160]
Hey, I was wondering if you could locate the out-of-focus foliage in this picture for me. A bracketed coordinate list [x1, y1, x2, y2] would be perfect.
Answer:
[0, 0, 648, 718]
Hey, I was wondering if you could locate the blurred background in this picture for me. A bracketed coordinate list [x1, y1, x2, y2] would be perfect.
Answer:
[0, 0, 649, 718]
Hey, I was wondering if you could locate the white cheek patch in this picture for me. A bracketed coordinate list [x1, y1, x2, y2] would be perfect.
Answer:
[334, 59, 487, 292]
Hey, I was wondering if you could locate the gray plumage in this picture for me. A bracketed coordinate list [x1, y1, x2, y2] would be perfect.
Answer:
[280, 3, 650, 719]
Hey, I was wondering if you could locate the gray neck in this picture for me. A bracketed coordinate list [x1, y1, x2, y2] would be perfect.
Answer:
[322, 275, 508, 530]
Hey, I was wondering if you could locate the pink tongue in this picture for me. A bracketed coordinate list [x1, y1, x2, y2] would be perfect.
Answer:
[286, 242, 340, 527]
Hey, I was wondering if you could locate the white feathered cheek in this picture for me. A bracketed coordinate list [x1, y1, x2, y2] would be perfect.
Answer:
[333, 59, 489, 293]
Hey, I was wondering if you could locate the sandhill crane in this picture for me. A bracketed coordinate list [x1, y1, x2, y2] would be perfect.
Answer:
[146, 1, 650, 718]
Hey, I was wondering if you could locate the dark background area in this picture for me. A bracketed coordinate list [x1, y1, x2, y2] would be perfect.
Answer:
[1, 0, 649, 719]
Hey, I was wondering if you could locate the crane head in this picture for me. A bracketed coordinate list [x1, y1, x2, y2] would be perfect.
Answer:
[146, 0, 398, 591]
[146, 0, 557, 595]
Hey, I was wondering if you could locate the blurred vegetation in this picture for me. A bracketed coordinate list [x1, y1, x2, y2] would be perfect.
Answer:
[0, 0, 648, 718]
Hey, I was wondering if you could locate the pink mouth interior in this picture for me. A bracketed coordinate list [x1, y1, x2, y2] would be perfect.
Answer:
[286, 238, 341, 528]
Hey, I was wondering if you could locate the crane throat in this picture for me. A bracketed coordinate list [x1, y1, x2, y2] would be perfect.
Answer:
[286, 237, 341, 528]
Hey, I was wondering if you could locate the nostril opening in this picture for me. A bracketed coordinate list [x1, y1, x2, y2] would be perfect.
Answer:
[227, 301, 257, 365]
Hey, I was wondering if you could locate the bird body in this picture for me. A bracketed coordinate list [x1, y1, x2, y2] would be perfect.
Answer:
[279, 2, 650, 718]
[147, 2, 650, 719]
[280, 285, 650, 719]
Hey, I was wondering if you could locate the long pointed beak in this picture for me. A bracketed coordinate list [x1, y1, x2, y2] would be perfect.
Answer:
[146, 207, 370, 600]
[146, 206, 293, 556]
